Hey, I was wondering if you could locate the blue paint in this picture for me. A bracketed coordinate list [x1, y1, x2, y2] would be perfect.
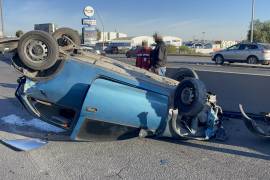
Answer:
[71, 79, 169, 139]
[22, 57, 177, 139]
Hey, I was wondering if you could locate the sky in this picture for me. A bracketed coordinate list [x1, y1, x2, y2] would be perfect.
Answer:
[2, 0, 270, 41]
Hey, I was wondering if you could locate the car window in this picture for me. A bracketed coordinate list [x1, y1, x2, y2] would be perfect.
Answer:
[247, 44, 258, 50]
[227, 44, 240, 50]
[239, 44, 247, 50]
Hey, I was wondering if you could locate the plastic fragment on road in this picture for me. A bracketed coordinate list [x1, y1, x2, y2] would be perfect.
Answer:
[1, 138, 47, 151]
[204, 94, 228, 141]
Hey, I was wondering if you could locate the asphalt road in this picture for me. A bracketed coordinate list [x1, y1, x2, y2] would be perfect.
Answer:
[109, 54, 270, 76]
[0, 55, 270, 180]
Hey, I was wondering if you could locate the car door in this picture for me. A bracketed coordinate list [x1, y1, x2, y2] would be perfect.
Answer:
[222, 44, 241, 60]
[236, 44, 248, 61]
[71, 78, 169, 141]
[247, 44, 260, 59]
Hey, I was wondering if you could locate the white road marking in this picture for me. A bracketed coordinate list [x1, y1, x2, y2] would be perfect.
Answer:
[196, 68, 270, 77]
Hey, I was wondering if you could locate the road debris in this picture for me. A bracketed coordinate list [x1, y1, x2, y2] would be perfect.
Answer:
[1, 138, 47, 151]
[1, 114, 65, 133]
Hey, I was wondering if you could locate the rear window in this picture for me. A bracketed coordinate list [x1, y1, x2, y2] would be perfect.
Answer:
[262, 44, 270, 50]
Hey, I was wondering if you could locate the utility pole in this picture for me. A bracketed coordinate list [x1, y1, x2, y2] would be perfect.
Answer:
[202, 32, 206, 44]
[95, 9, 105, 50]
[0, 0, 4, 37]
[250, 0, 255, 43]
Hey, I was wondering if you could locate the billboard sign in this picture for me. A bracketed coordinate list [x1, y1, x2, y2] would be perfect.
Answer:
[83, 27, 97, 44]
[82, 18, 97, 26]
[84, 6, 95, 17]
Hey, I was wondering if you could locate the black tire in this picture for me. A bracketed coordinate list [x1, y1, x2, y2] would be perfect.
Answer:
[17, 30, 59, 71]
[172, 68, 199, 82]
[53, 28, 80, 52]
[214, 54, 224, 65]
[247, 56, 258, 64]
[174, 78, 207, 116]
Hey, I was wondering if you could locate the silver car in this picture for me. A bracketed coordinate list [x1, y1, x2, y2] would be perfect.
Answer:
[212, 43, 270, 65]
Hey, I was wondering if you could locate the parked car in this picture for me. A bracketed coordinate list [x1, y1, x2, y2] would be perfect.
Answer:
[12, 28, 209, 141]
[212, 43, 270, 65]
[81, 44, 106, 56]
[126, 46, 140, 58]
[104, 46, 119, 54]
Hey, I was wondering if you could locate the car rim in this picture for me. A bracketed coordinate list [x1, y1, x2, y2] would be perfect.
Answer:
[181, 87, 195, 105]
[25, 39, 48, 62]
[249, 57, 256, 64]
[216, 56, 223, 64]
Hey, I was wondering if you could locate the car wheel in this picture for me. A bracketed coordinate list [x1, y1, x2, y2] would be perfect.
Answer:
[172, 68, 199, 82]
[53, 28, 80, 52]
[247, 56, 258, 64]
[17, 30, 59, 71]
[174, 78, 207, 117]
[214, 55, 224, 65]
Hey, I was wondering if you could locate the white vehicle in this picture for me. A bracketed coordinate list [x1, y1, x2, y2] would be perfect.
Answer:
[80, 44, 102, 55]
[212, 43, 270, 65]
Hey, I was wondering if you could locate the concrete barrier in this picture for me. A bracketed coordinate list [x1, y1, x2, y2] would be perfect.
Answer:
[167, 68, 270, 114]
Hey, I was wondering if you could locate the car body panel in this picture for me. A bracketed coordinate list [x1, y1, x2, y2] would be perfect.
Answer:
[71, 78, 169, 140]
[15, 53, 179, 140]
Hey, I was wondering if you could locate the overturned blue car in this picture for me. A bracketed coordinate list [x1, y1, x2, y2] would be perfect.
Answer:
[12, 28, 224, 141]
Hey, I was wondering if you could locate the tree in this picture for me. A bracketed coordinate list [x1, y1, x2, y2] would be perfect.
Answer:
[15, 30, 24, 38]
[247, 20, 270, 43]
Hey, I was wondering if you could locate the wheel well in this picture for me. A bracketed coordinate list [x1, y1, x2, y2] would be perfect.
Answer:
[247, 55, 258, 60]
[214, 54, 224, 59]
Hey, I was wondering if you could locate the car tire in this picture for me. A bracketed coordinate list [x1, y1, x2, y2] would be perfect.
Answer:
[214, 54, 224, 65]
[17, 30, 59, 71]
[172, 68, 199, 82]
[53, 28, 80, 52]
[247, 56, 258, 64]
[174, 78, 207, 117]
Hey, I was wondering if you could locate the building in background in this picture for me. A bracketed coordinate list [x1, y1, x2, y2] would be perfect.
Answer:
[110, 35, 182, 49]
[110, 36, 155, 49]
[34, 23, 56, 34]
[163, 36, 182, 47]
[99, 32, 127, 42]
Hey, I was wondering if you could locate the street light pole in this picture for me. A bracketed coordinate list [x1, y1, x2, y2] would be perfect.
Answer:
[95, 9, 105, 50]
[0, 0, 4, 37]
[202, 32, 206, 44]
[250, 0, 255, 43]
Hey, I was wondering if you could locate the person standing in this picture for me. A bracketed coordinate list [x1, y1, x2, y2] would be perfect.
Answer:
[135, 41, 151, 70]
[151, 33, 167, 76]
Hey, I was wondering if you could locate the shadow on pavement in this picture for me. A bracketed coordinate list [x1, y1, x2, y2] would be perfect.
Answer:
[157, 118, 270, 161]
[0, 83, 17, 89]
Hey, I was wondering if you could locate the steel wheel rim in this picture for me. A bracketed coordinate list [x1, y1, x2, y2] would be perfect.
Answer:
[24, 39, 48, 62]
[181, 87, 195, 105]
